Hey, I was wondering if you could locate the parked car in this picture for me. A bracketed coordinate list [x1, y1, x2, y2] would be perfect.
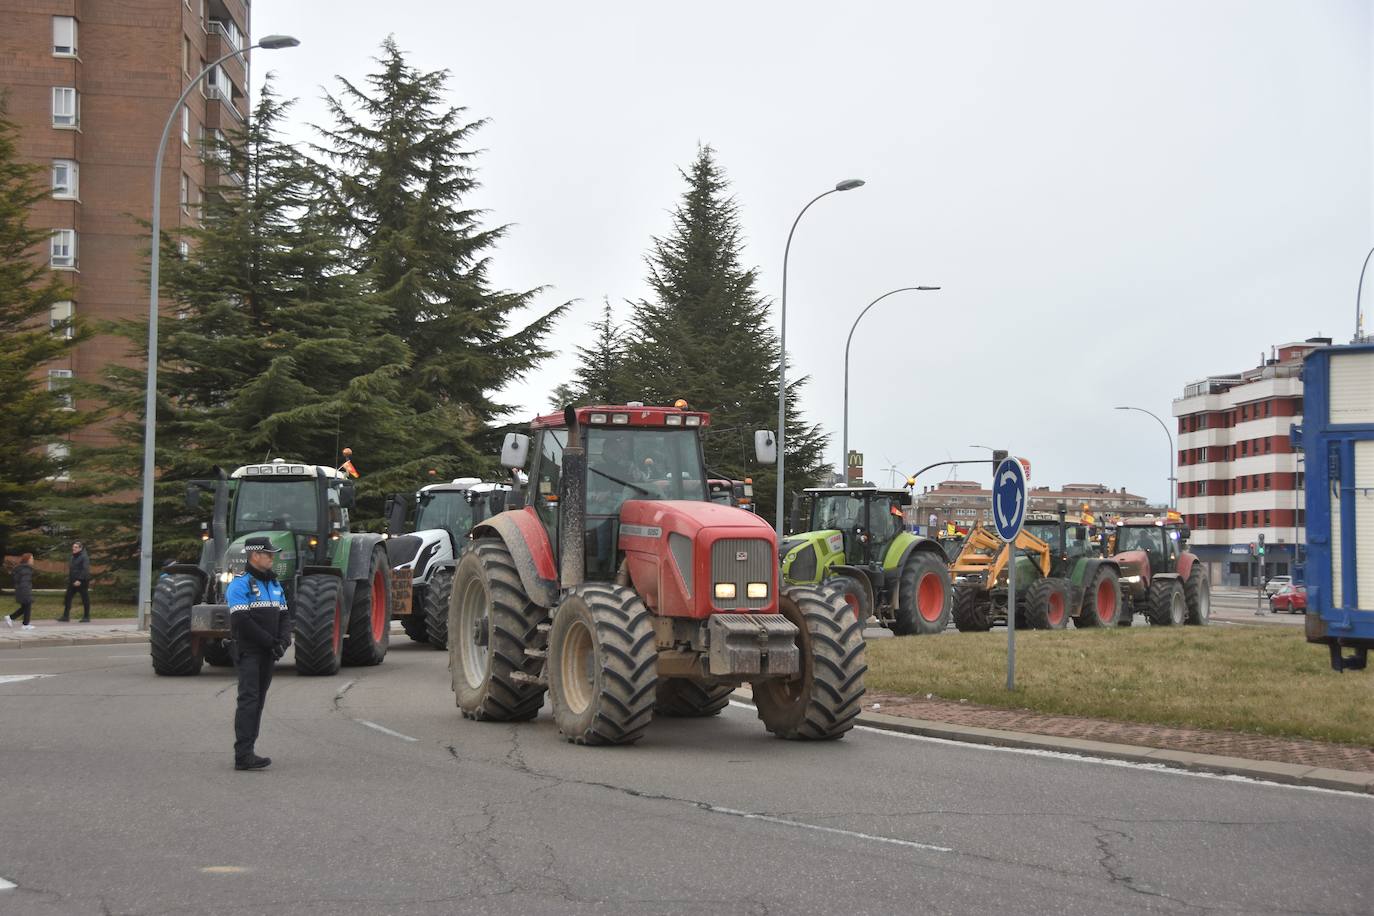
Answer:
[1262, 575, 1292, 597]
[1269, 583, 1307, 614]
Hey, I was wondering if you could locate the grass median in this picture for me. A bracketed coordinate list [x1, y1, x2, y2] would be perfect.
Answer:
[2, 593, 136, 621]
[865, 625, 1372, 747]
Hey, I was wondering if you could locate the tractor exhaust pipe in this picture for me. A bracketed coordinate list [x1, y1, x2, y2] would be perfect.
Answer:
[559, 406, 586, 589]
[211, 467, 229, 561]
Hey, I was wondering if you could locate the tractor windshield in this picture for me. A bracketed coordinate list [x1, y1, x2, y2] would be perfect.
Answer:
[1116, 526, 1163, 555]
[415, 491, 476, 545]
[1026, 521, 1062, 552]
[586, 428, 706, 514]
[812, 493, 863, 532]
[231, 479, 318, 537]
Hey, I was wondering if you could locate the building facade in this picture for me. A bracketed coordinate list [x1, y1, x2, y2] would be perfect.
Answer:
[1173, 337, 1330, 586]
[911, 480, 1156, 534]
[0, 0, 251, 448]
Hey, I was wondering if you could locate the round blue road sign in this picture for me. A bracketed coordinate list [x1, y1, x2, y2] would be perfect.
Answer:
[992, 457, 1027, 542]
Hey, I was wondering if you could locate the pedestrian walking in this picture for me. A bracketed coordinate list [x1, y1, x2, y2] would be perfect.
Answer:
[59, 540, 91, 623]
[227, 537, 291, 771]
[5, 554, 35, 630]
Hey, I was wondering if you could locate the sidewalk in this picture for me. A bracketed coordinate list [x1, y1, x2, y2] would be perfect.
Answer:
[0, 617, 146, 650]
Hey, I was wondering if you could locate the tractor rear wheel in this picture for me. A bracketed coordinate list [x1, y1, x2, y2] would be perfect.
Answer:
[449, 539, 547, 721]
[548, 583, 657, 745]
[654, 678, 733, 717]
[1146, 579, 1186, 626]
[951, 586, 992, 632]
[423, 568, 453, 649]
[293, 574, 345, 676]
[1024, 578, 1071, 630]
[1184, 566, 1211, 626]
[150, 573, 203, 676]
[343, 546, 391, 667]
[893, 552, 952, 635]
[400, 613, 428, 644]
[823, 574, 873, 627]
[203, 640, 233, 667]
[752, 585, 866, 740]
[1075, 567, 1121, 628]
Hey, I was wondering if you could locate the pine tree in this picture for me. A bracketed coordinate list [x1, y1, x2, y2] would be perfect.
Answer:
[318, 37, 566, 450]
[623, 145, 830, 521]
[0, 102, 92, 558]
[555, 298, 630, 407]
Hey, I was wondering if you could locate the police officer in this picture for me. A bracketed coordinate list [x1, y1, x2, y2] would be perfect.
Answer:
[227, 536, 291, 771]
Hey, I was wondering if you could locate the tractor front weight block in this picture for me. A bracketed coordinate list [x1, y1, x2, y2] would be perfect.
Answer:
[707, 614, 799, 677]
[191, 603, 230, 636]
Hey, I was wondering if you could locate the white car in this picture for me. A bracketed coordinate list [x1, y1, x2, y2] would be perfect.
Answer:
[1263, 575, 1292, 597]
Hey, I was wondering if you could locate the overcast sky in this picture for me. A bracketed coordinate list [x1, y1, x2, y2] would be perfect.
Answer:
[250, 1, 1372, 505]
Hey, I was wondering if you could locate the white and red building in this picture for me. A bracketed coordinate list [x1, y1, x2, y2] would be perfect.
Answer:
[1173, 337, 1331, 586]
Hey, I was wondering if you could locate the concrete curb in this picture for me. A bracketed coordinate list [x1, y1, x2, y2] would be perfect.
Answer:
[730, 689, 1374, 795]
[0, 633, 148, 650]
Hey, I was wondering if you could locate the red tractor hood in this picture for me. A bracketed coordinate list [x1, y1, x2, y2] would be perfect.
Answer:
[1113, 549, 1151, 583]
[619, 500, 778, 619]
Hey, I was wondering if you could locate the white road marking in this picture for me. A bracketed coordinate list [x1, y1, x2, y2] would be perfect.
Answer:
[0, 675, 52, 686]
[0, 876, 16, 890]
[356, 719, 418, 742]
[199, 866, 249, 874]
[701, 803, 953, 853]
[725, 701, 1374, 800]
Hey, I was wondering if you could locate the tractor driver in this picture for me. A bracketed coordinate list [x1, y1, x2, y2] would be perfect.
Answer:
[588, 432, 646, 574]
[227, 537, 292, 771]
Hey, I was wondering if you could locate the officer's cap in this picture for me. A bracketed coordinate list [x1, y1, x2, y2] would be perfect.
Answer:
[243, 536, 282, 555]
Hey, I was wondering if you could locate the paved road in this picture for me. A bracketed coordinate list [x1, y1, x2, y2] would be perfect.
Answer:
[1, 641, 1369, 915]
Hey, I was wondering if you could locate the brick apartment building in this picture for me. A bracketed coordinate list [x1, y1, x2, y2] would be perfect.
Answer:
[1173, 337, 1331, 587]
[0, 0, 251, 451]
[911, 480, 1157, 534]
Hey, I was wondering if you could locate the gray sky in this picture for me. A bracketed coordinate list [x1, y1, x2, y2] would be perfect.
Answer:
[251, 0, 1372, 505]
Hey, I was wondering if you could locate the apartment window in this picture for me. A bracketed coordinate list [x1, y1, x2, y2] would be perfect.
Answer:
[53, 16, 77, 56]
[180, 173, 189, 212]
[178, 239, 190, 259]
[52, 87, 79, 128]
[50, 229, 76, 269]
[206, 64, 221, 97]
[1264, 438, 1271, 454]
[48, 369, 74, 410]
[182, 105, 191, 146]
[46, 442, 71, 481]
[1264, 473, 1271, 490]
[52, 159, 78, 198]
[50, 300, 74, 338]
[183, 36, 190, 74]
[1264, 510, 1271, 527]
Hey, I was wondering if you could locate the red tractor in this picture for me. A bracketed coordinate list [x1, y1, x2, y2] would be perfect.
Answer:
[1111, 516, 1210, 626]
[447, 403, 867, 745]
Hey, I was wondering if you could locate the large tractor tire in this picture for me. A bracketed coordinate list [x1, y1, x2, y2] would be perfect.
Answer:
[1146, 578, 1186, 626]
[753, 585, 866, 740]
[893, 552, 953, 635]
[951, 586, 993, 632]
[1024, 578, 1071, 630]
[150, 573, 204, 676]
[1075, 567, 1122, 628]
[823, 574, 873, 628]
[423, 567, 453, 650]
[203, 640, 234, 667]
[654, 678, 733, 718]
[1184, 566, 1211, 626]
[548, 583, 657, 745]
[400, 613, 428, 644]
[293, 574, 345, 676]
[449, 539, 547, 722]
[343, 546, 391, 667]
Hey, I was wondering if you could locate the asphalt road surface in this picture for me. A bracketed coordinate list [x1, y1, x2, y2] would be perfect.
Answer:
[1, 638, 1369, 915]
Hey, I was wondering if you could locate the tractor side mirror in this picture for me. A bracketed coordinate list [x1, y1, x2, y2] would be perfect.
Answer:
[502, 433, 530, 470]
[1180, 526, 1190, 543]
[754, 430, 777, 465]
[338, 481, 356, 509]
[383, 494, 406, 536]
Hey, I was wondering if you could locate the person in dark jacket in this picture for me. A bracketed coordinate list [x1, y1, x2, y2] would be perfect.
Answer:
[6, 554, 35, 630]
[59, 541, 91, 623]
[226, 537, 292, 771]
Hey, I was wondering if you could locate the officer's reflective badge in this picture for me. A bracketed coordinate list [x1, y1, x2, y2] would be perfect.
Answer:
[249, 581, 261, 598]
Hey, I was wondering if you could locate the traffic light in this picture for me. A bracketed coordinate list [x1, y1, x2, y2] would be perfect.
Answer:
[992, 449, 1008, 464]
[1258, 533, 1266, 557]
[1249, 542, 1256, 557]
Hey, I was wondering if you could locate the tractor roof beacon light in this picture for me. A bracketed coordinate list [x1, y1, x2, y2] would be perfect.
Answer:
[776, 177, 865, 536]
[136, 31, 300, 631]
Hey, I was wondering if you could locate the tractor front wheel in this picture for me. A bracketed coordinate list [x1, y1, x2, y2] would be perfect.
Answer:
[1184, 566, 1211, 626]
[823, 574, 873, 628]
[203, 640, 233, 667]
[1075, 568, 1121, 628]
[400, 613, 428, 644]
[342, 546, 391, 667]
[654, 678, 734, 718]
[548, 583, 657, 745]
[1024, 578, 1071, 630]
[951, 586, 992, 632]
[293, 574, 345, 676]
[752, 585, 866, 740]
[150, 573, 204, 676]
[449, 539, 547, 721]
[893, 552, 952, 635]
[423, 568, 454, 649]
[1146, 579, 1186, 626]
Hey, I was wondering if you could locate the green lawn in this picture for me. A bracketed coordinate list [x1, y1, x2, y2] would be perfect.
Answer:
[2, 592, 136, 621]
[865, 626, 1373, 746]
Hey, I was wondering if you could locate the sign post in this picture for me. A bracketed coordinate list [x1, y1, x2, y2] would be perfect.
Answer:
[992, 455, 1028, 690]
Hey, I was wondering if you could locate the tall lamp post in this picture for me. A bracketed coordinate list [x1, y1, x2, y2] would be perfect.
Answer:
[1355, 244, 1374, 344]
[841, 286, 939, 482]
[136, 34, 300, 629]
[1114, 405, 1176, 509]
[774, 178, 864, 535]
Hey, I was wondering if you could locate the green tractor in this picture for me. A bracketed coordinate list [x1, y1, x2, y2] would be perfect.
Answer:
[151, 458, 402, 677]
[780, 486, 953, 634]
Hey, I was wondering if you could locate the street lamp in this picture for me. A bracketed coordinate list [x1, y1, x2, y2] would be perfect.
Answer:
[1114, 405, 1176, 509]
[774, 178, 865, 535]
[841, 287, 939, 483]
[136, 34, 300, 629]
[1355, 244, 1374, 344]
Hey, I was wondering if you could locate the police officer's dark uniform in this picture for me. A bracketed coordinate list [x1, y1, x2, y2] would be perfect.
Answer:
[227, 537, 291, 770]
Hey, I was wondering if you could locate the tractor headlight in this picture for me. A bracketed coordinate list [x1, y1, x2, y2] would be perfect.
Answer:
[684, 415, 702, 427]
[218, 571, 233, 584]
[714, 583, 737, 600]
[746, 582, 768, 599]
[665, 415, 682, 426]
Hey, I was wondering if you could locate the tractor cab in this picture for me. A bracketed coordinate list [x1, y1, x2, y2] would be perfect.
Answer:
[802, 486, 910, 570]
[1114, 516, 1185, 576]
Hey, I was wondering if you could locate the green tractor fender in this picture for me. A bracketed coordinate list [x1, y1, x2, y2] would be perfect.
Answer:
[164, 564, 210, 603]
[883, 532, 946, 575]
